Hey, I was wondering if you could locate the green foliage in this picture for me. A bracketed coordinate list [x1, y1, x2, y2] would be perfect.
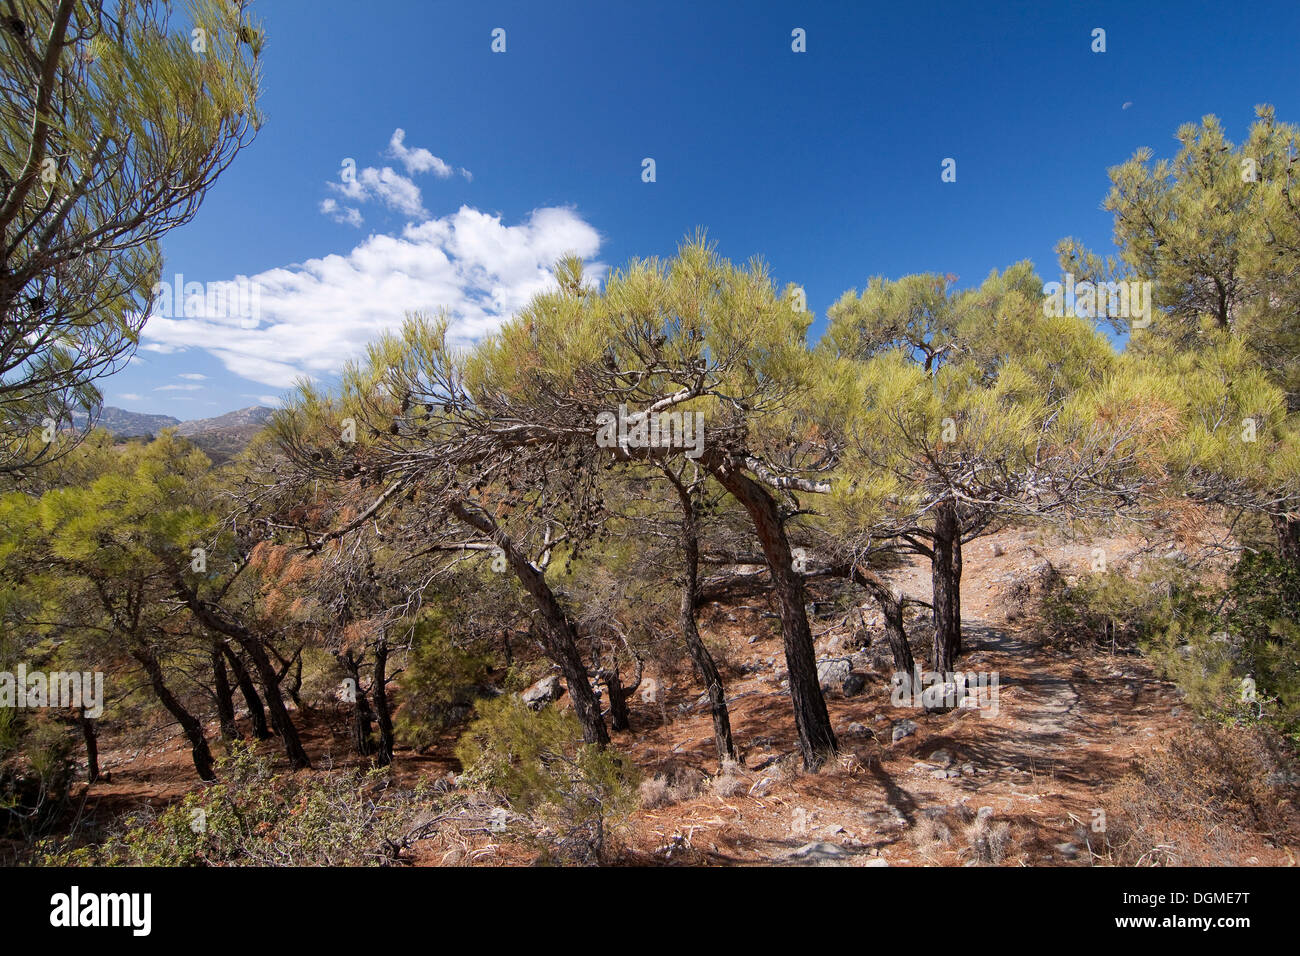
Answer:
[35, 744, 433, 866]
[1225, 551, 1300, 736]
[0, 0, 262, 474]
[455, 695, 640, 862]
[1044, 550, 1300, 741]
[1039, 559, 1209, 650]
[395, 612, 493, 750]
[1, 710, 75, 839]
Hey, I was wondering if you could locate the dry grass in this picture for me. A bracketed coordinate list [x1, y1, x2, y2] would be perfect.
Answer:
[1096, 722, 1299, 866]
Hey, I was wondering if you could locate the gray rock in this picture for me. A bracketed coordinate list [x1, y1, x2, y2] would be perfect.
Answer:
[864, 858, 890, 867]
[845, 721, 873, 738]
[1055, 842, 1080, 858]
[817, 658, 852, 691]
[842, 673, 868, 697]
[892, 719, 918, 743]
[521, 675, 564, 709]
[928, 749, 954, 768]
[786, 841, 849, 865]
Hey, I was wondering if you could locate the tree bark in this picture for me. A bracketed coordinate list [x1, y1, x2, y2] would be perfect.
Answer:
[78, 709, 100, 784]
[708, 460, 836, 770]
[600, 654, 632, 732]
[373, 637, 394, 766]
[449, 501, 610, 746]
[336, 650, 374, 757]
[845, 564, 917, 676]
[222, 643, 270, 740]
[178, 580, 311, 769]
[930, 498, 962, 678]
[1273, 514, 1300, 570]
[665, 468, 737, 767]
[131, 645, 215, 781]
[211, 643, 239, 740]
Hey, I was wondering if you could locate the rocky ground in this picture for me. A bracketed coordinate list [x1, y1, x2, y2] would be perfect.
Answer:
[60, 526, 1298, 866]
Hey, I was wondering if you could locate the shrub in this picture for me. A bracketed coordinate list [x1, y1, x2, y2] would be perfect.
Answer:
[1, 710, 75, 840]
[33, 743, 437, 866]
[1099, 722, 1300, 865]
[1036, 558, 1207, 651]
[455, 695, 640, 863]
[395, 613, 494, 751]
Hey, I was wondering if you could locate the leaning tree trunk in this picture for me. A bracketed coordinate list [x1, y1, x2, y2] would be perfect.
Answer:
[236, 636, 311, 768]
[665, 469, 737, 767]
[847, 565, 916, 676]
[449, 502, 610, 746]
[930, 498, 962, 679]
[222, 643, 271, 740]
[131, 645, 215, 781]
[709, 462, 836, 770]
[373, 637, 394, 766]
[178, 581, 311, 769]
[211, 643, 239, 740]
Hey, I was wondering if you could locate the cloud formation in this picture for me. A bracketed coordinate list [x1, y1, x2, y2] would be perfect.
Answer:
[142, 205, 604, 389]
[323, 129, 471, 227]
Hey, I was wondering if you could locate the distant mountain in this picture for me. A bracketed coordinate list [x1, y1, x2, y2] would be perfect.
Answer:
[82, 405, 275, 465]
[173, 406, 275, 437]
[174, 406, 275, 464]
[73, 407, 181, 436]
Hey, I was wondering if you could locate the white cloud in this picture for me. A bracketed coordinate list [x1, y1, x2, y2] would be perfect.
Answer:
[142, 205, 604, 389]
[155, 384, 203, 392]
[388, 128, 454, 178]
[320, 198, 363, 228]
[327, 166, 425, 219]
[178, 373, 207, 380]
[118, 393, 143, 401]
[320, 130, 471, 226]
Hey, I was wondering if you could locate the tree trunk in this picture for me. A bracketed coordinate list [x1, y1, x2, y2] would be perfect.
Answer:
[601, 654, 632, 732]
[337, 650, 374, 757]
[847, 564, 916, 676]
[1274, 514, 1300, 570]
[665, 468, 737, 767]
[78, 709, 100, 784]
[708, 462, 836, 770]
[930, 499, 962, 680]
[239, 637, 311, 769]
[449, 501, 610, 746]
[211, 643, 239, 740]
[373, 637, 394, 766]
[178, 581, 311, 769]
[131, 645, 215, 781]
[222, 643, 270, 740]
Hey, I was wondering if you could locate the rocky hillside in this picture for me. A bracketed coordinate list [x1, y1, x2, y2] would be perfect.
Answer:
[84, 405, 274, 464]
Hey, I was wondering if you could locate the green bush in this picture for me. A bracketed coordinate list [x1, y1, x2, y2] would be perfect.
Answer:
[1225, 551, 1300, 737]
[1038, 558, 1207, 650]
[1, 710, 76, 840]
[455, 695, 640, 863]
[395, 613, 494, 751]
[33, 743, 437, 866]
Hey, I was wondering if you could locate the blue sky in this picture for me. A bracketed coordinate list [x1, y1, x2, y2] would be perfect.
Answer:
[114, 0, 1300, 417]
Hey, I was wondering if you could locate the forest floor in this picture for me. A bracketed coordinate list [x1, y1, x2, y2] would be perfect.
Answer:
[58, 527, 1300, 866]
